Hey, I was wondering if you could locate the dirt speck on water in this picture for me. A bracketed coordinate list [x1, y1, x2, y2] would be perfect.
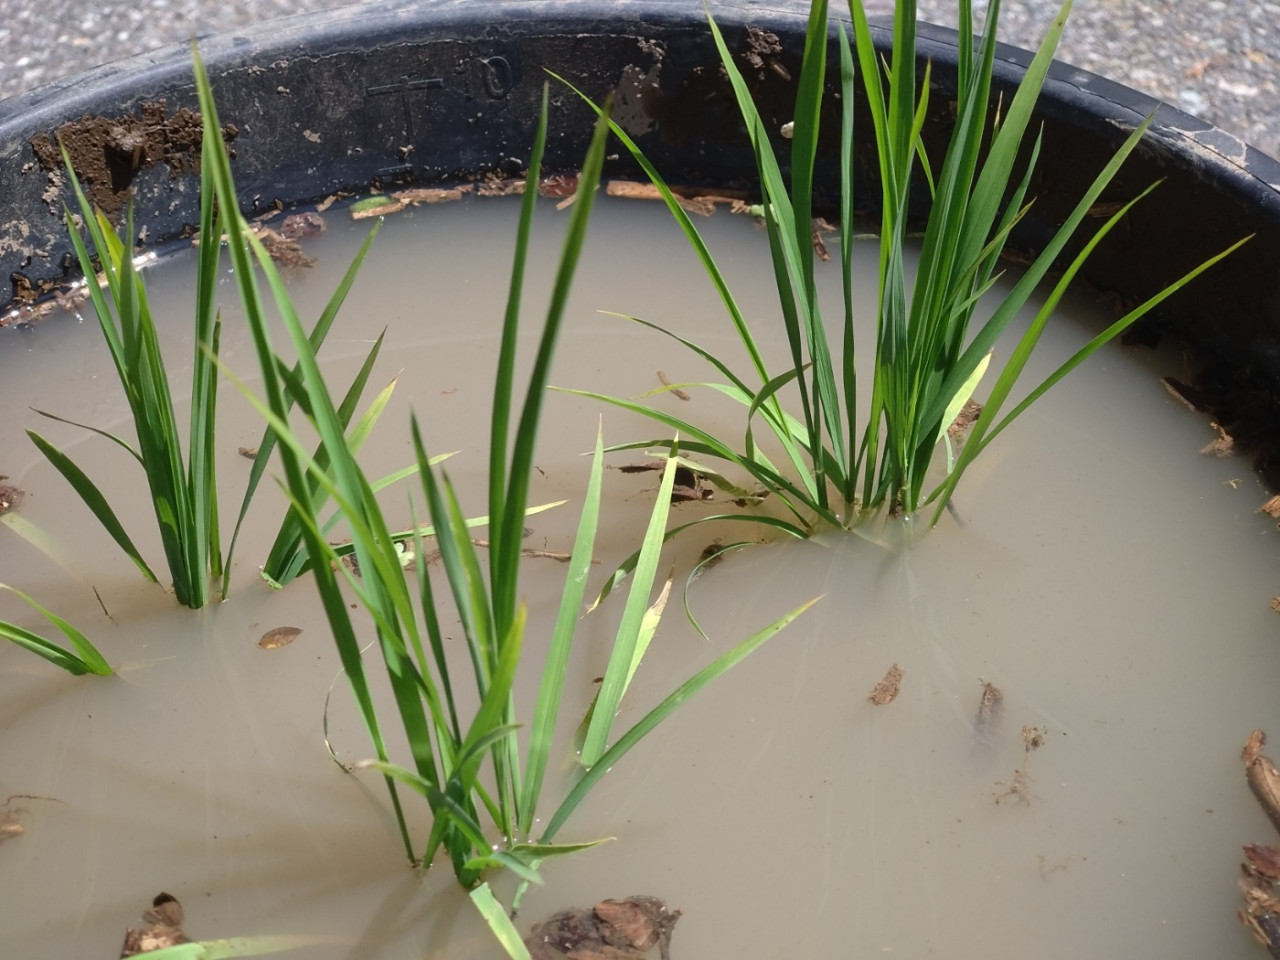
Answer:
[867, 663, 903, 706]
[0, 482, 22, 516]
[0, 803, 25, 843]
[28, 102, 235, 215]
[974, 679, 1003, 729]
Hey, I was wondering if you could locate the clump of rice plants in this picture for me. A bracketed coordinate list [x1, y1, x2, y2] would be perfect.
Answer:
[564, 0, 1249, 538]
[37, 126, 392, 607]
[29, 151, 228, 608]
[189, 42, 814, 929]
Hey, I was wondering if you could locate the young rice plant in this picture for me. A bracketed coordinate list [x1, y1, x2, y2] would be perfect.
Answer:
[188, 45, 814, 930]
[39, 123, 400, 607]
[563, 0, 1249, 538]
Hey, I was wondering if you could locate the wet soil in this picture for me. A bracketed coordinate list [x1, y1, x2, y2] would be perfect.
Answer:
[28, 101, 235, 216]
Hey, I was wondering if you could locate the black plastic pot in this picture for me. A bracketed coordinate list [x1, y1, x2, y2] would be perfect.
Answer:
[1, 0, 1277, 480]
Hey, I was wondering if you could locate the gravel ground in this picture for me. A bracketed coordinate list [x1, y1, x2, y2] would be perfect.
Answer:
[1, 0, 1277, 159]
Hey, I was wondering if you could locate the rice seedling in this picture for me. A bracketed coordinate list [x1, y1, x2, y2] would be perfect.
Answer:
[190, 42, 814, 932]
[27, 150, 226, 608]
[36, 115, 400, 605]
[562, 0, 1249, 537]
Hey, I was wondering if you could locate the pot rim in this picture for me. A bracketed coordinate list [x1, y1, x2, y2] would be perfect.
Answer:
[0, 0, 1276, 480]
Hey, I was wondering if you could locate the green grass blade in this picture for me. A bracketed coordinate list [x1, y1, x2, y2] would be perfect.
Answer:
[0, 584, 110, 676]
[931, 230, 1251, 518]
[192, 42, 416, 859]
[543, 595, 821, 841]
[919, 111, 1157, 436]
[228, 228, 384, 595]
[493, 92, 613, 649]
[588, 512, 810, 613]
[30, 407, 145, 464]
[26, 429, 157, 583]
[551, 72, 773, 388]
[837, 19, 859, 493]
[126, 935, 337, 959]
[552, 387, 830, 527]
[470, 883, 533, 960]
[518, 422, 605, 835]
[489, 84, 549, 610]
[259, 340, 394, 586]
[579, 447, 679, 766]
[595, 311, 817, 490]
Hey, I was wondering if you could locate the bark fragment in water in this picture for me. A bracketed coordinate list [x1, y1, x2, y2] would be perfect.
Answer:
[1202, 420, 1236, 457]
[525, 895, 681, 960]
[617, 461, 713, 503]
[119, 892, 189, 957]
[604, 180, 743, 217]
[948, 399, 984, 442]
[1238, 730, 1280, 957]
[0, 483, 22, 516]
[867, 663, 903, 706]
[1244, 730, 1280, 836]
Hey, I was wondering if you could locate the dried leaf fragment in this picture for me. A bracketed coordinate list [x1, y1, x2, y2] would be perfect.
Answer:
[1244, 729, 1280, 836]
[1246, 844, 1280, 882]
[948, 399, 984, 441]
[1200, 420, 1235, 457]
[539, 173, 580, 198]
[1021, 725, 1047, 752]
[1160, 376, 1208, 411]
[656, 371, 691, 401]
[1261, 495, 1280, 519]
[120, 892, 190, 957]
[476, 177, 526, 196]
[605, 180, 740, 216]
[867, 663, 903, 705]
[0, 484, 22, 516]
[258, 625, 302, 649]
[393, 185, 472, 205]
[974, 678, 1003, 730]
[350, 196, 407, 219]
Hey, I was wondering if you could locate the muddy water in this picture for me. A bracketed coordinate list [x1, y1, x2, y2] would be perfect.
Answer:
[0, 195, 1277, 959]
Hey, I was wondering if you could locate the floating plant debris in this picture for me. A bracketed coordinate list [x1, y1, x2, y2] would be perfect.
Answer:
[119, 892, 189, 958]
[1240, 731, 1280, 954]
[525, 895, 681, 960]
[0, 482, 22, 516]
[867, 663, 903, 706]
[258, 625, 302, 650]
[655, 371, 690, 401]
